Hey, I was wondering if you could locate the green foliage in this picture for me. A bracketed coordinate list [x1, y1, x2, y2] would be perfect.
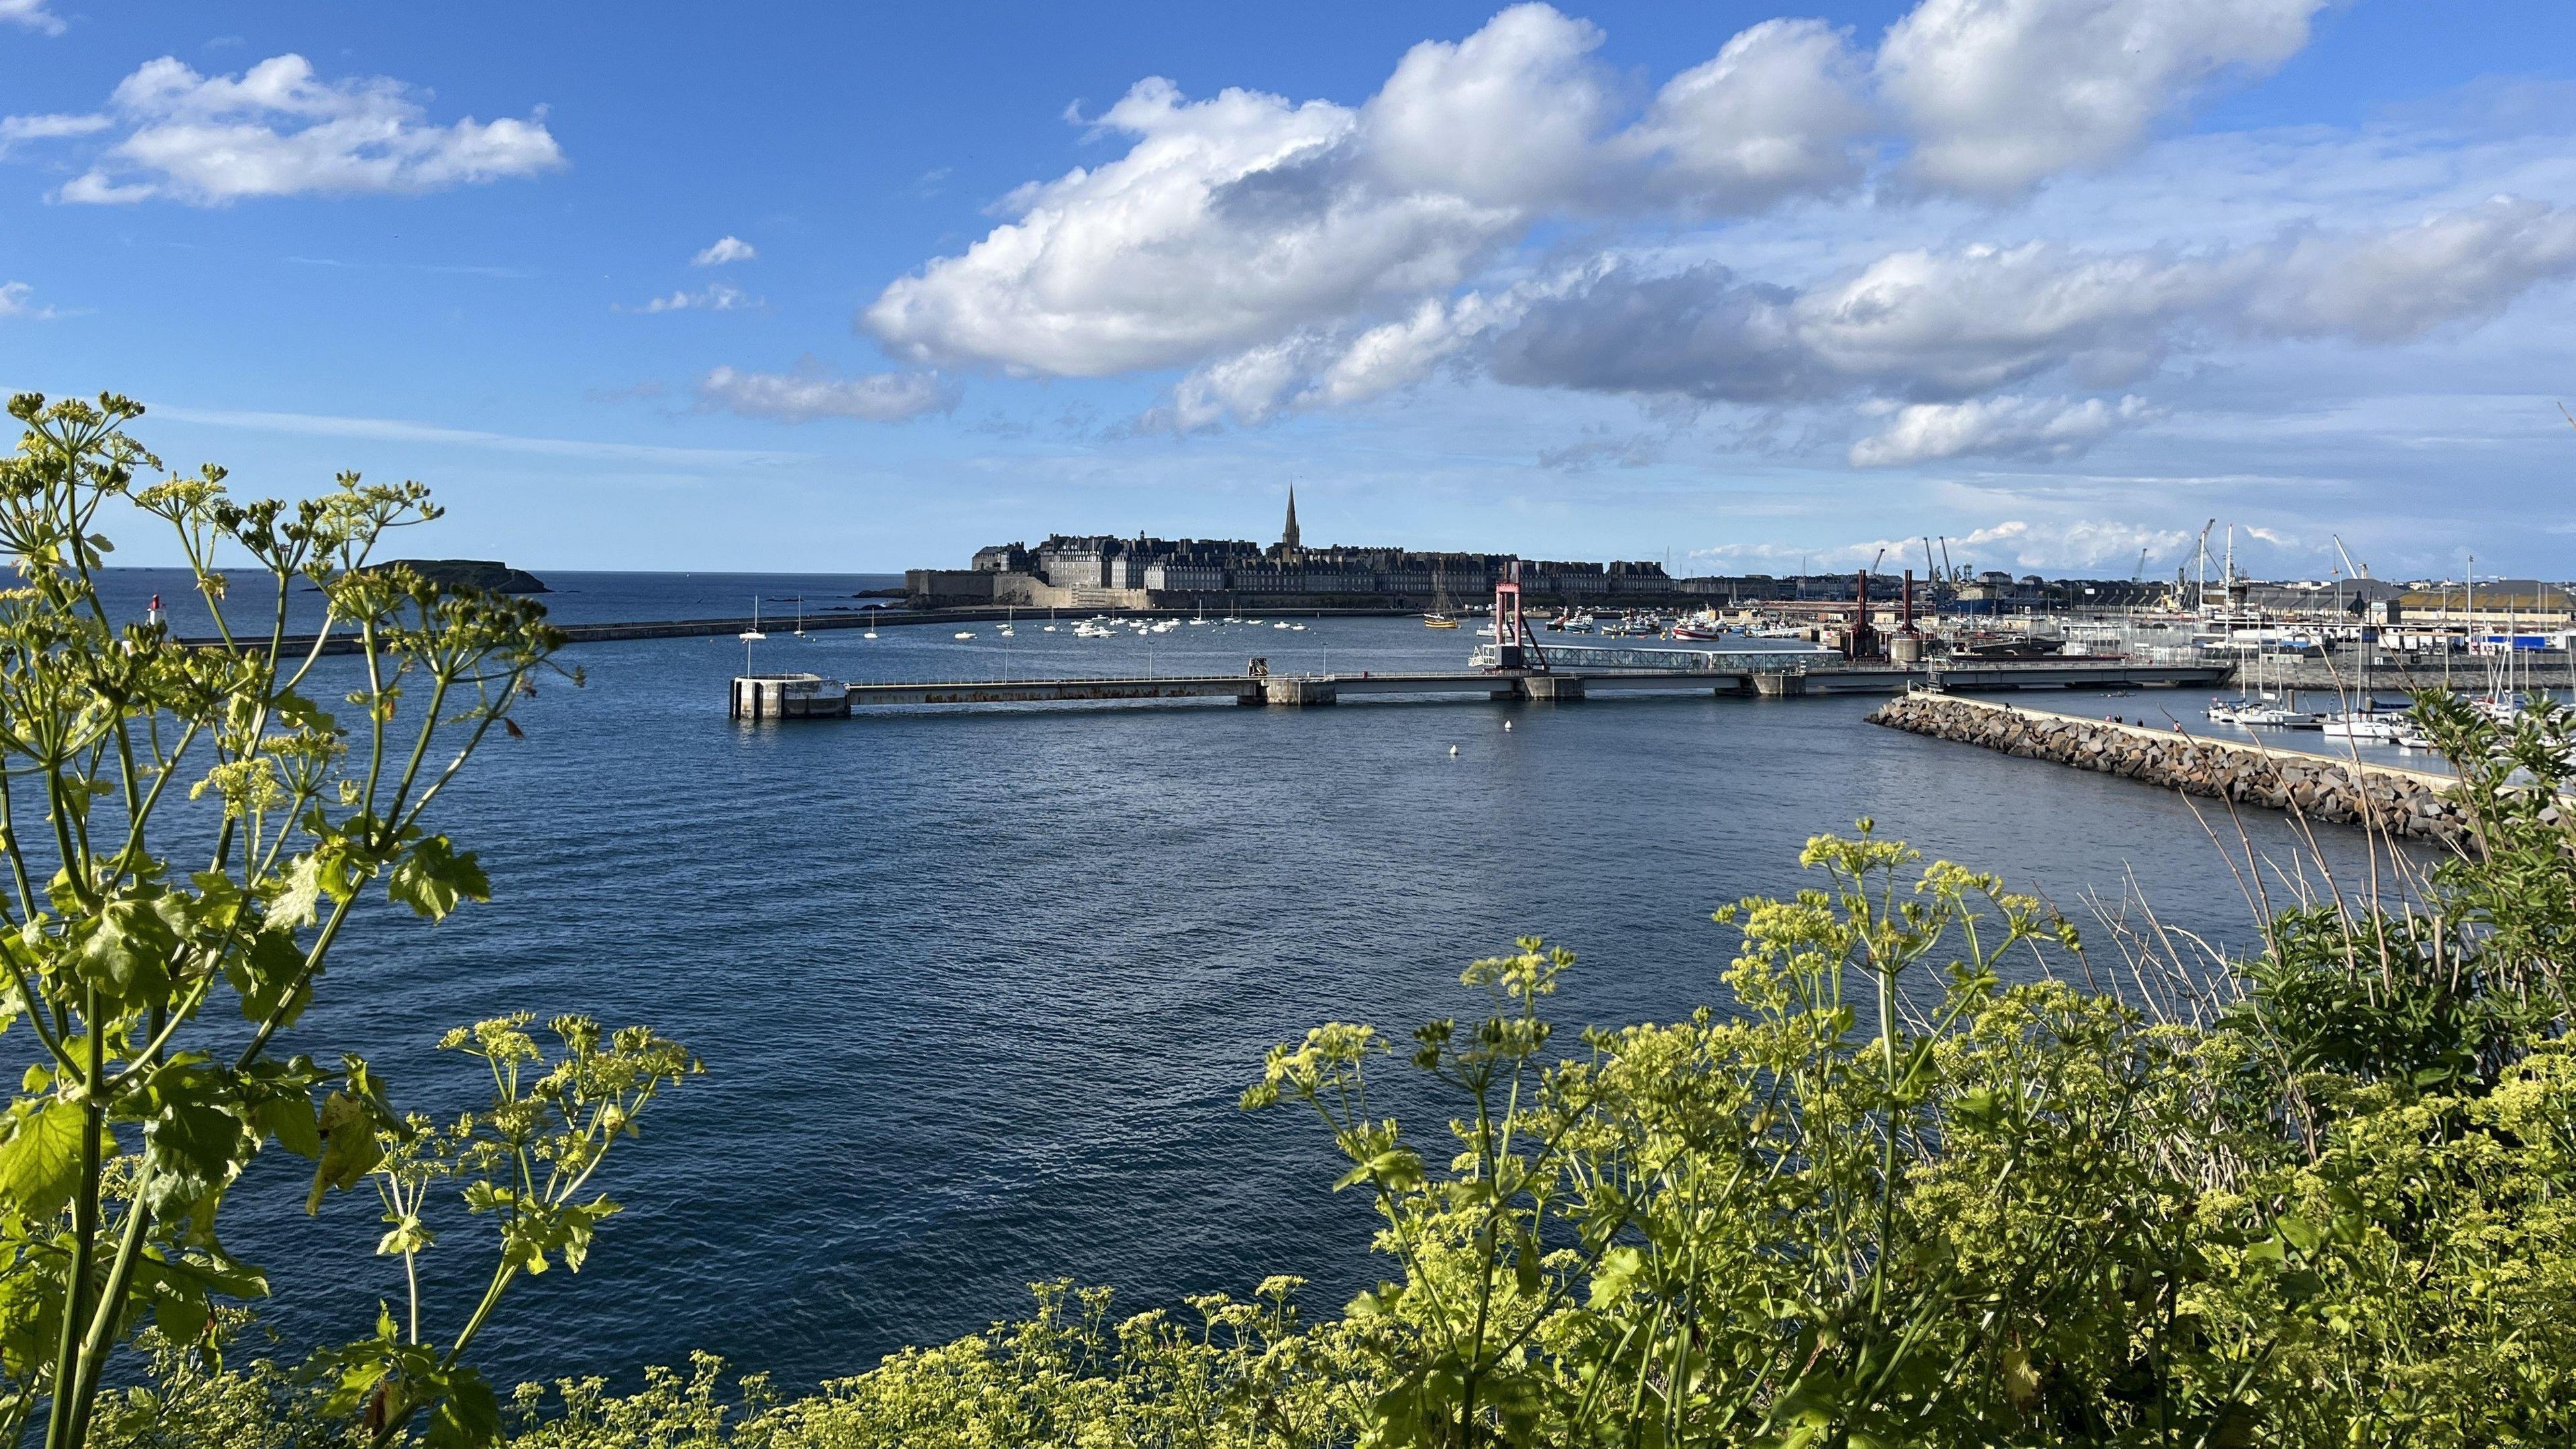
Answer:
[0, 394, 689, 1449]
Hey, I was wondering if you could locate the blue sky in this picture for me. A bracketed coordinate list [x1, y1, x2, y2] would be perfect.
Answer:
[5, 1, 2575, 580]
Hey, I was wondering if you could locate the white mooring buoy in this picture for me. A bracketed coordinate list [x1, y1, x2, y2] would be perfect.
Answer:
[1448, 745, 1459, 756]
[1503, 720, 1513, 731]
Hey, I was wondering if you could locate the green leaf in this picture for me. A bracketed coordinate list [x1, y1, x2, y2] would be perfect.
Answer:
[270, 855, 326, 930]
[2277, 1213, 2322, 1254]
[422, 1366, 502, 1449]
[139, 1095, 250, 1214]
[223, 926, 307, 1026]
[306, 1091, 382, 1214]
[0, 1099, 87, 1219]
[386, 836, 489, 922]
[78, 892, 182, 1002]
[252, 1089, 321, 1159]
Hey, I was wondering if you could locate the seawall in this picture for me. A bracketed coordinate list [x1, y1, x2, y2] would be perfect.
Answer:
[1866, 692, 2472, 842]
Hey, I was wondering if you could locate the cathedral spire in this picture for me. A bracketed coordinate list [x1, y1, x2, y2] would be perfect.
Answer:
[1281, 485, 1301, 553]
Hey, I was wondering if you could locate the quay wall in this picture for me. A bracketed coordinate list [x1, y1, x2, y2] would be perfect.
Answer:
[1866, 692, 2473, 842]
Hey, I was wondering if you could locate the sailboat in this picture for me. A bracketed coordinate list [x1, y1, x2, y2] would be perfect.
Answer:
[739, 596, 767, 673]
[997, 605, 1015, 638]
[1423, 580, 1461, 629]
[2233, 645, 2318, 728]
[2319, 627, 2406, 741]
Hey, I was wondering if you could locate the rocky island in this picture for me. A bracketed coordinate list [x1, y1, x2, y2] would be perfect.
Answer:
[372, 558, 549, 593]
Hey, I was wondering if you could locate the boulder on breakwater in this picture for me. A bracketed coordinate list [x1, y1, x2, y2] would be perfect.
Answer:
[1866, 692, 2471, 842]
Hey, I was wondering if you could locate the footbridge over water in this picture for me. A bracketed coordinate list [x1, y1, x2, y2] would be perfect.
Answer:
[729, 657, 2229, 719]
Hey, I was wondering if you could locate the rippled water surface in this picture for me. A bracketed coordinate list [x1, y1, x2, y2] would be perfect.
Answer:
[85, 569, 2403, 1391]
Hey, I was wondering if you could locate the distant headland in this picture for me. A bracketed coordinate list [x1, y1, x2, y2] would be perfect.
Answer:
[372, 559, 549, 594]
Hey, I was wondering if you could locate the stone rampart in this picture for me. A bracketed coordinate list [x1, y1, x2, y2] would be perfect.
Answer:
[1867, 692, 2471, 841]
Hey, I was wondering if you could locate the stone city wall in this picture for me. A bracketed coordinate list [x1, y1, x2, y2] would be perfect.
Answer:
[1867, 692, 2472, 842]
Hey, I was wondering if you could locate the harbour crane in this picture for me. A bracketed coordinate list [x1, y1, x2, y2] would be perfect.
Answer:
[2192, 519, 2217, 610]
[2330, 533, 2368, 581]
[1937, 535, 1954, 582]
[1871, 546, 1887, 574]
[2131, 547, 2149, 582]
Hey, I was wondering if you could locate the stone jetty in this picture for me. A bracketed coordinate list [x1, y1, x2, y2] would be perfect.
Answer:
[1867, 692, 2472, 842]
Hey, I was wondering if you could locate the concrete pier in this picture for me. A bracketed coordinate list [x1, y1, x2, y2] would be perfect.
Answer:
[730, 674, 851, 720]
[733, 657, 2229, 720]
[1263, 678, 1338, 706]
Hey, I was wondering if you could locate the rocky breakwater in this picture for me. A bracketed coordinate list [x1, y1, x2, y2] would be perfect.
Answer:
[1867, 692, 2471, 842]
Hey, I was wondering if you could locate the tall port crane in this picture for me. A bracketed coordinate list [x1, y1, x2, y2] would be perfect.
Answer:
[2192, 519, 2217, 610]
[2330, 533, 2368, 581]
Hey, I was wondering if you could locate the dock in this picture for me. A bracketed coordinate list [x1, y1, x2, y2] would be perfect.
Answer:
[730, 657, 2229, 719]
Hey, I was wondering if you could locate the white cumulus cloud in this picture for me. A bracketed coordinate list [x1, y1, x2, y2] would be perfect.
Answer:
[692, 235, 755, 266]
[0, 0, 64, 36]
[1488, 197, 2576, 405]
[1623, 18, 1874, 211]
[22, 54, 563, 205]
[861, 4, 1910, 380]
[862, 1, 2334, 419]
[696, 364, 957, 423]
[1876, 0, 2326, 197]
[1359, 3, 1615, 210]
[1849, 394, 2161, 466]
[865, 74, 1513, 376]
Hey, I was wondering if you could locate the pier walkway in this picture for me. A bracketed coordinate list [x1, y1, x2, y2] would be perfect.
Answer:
[731, 658, 2229, 719]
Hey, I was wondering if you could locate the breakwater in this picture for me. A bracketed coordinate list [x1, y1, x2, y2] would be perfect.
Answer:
[1868, 692, 2472, 841]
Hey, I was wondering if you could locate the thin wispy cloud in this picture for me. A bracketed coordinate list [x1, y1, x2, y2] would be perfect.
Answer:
[621, 283, 758, 314]
[695, 363, 957, 423]
[284, 255, 535, 279]
[0, 112, 109, 156]
[149, 403, 816, 466]
[0, 282, 58, 319]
